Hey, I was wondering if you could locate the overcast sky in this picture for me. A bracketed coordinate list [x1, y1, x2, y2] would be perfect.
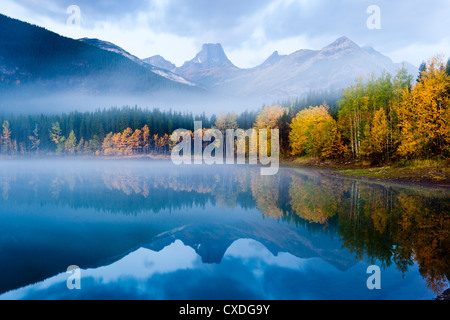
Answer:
[1, 0, 449, 68]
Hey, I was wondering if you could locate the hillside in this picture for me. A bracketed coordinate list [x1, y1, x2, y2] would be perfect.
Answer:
[0, 14, 196, 97]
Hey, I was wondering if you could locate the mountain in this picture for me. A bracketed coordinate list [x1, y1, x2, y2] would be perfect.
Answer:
[223, 37, 418, 100]
[169, 37, 418, 102]
[260, 50, 287, 68]
[0, 12, 419, 111]
[79, 38, 196, 87]
[0, 14, 198, 105]
[175, 43, 240, 87]
[78, 37, 145, 66]
[143, 55, 177, 73]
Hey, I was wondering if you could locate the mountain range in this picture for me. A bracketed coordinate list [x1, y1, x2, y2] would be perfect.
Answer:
[148, 37, 418, 100]
[0, 13, 418, 112]
[78, 38, 197, 87]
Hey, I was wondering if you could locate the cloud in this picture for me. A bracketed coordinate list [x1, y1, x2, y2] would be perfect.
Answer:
[9, 0, 148, 21]
[0, 0, 449, 68]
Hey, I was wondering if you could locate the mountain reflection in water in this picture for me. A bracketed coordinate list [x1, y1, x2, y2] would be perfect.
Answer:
[0, 159, 448, 300]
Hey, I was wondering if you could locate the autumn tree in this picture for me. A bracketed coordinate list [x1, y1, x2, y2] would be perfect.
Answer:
[129, 129, 143, 155]
[102, 133, 114, 155]
[338, 68, 412, 162]
[87, 135, 101, 155]
[122, 128, 134, 155]
[142, 125, 151, 154]
[396, 56, 450, 158]
[76, 137, 85, 155]
[215, 113, 238, 133]
[361, 108, 389, 163]
[338, 78, 366, 157]
[64, 130, 77, 155]
[213, 113, 238, 157]
[2, 120, 12, 154]
[49, 122, 65, 154]
[254, 105, 288, 129]
[252, 105, 288, 157]
[28, 124, 40, 154]
[290, 104, 345, 160]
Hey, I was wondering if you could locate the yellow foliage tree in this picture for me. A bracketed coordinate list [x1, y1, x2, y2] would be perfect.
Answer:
[252, 105, 288, 157]
[290, 104, 345, 159]
[254, 105, 288, 129]
[396, 56, 450, 158]
[360, 108, 389, 162]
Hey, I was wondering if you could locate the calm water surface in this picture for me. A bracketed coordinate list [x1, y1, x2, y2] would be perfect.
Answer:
[0, 159, 448, 300]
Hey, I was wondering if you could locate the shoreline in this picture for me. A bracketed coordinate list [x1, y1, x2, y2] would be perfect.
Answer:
[280, 158, 450, 189]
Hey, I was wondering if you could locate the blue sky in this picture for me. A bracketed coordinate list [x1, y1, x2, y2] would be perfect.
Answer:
[1, 0, 449, 68]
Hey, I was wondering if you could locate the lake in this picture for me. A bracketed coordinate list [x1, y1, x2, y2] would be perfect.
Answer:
[0, 159, 448, 300]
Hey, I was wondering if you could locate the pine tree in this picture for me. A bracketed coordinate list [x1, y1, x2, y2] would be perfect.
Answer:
[446, 58, 450, 77]
[417, 61, 427, 83]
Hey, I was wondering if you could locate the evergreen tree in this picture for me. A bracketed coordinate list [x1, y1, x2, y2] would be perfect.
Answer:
[417, 61, 427, 83]
[446, 58, 450, 77]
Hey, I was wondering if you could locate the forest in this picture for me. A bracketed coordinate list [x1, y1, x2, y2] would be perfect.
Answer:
[0, 55, 449, 165]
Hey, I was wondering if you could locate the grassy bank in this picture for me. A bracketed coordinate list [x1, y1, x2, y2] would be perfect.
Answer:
[282, 157, 450, 187]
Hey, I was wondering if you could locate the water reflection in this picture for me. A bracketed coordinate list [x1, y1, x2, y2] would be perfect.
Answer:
[0, 159, 448, 299]
[0, 239, 432, 300]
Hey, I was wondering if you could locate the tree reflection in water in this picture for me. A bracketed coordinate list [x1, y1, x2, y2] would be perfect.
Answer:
[0, 160, 448, 295]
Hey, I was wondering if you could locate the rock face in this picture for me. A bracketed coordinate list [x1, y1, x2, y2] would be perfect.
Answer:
[183, 43, 236, 69]
[175, 43, 240, 87]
